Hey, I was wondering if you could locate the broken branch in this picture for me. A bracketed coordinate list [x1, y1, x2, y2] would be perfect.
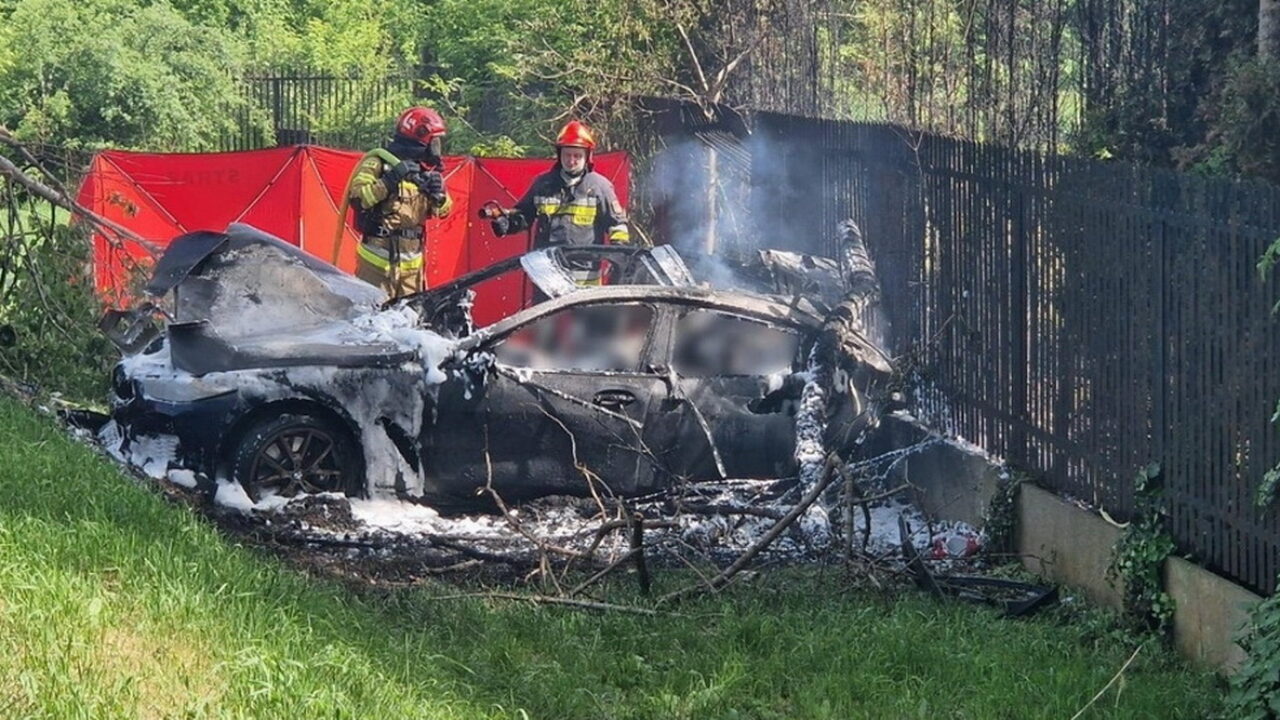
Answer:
[660, 452, 844, 605]
[678, 502, 786, 520]
[629, 511, 651, 596]
[0, 149, 159, 256]
[569, 547, 639, 597]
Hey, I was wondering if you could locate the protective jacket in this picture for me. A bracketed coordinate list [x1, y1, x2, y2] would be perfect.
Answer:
[501, 168, 629, 248]
[346, 142, 452, 297]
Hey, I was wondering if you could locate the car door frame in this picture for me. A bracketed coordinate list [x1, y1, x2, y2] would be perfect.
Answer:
[422, 294, 678, 502]
[648, 300, 814, 481]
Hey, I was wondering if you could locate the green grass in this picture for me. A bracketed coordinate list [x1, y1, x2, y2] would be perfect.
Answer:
[0, 394, 1222, 719]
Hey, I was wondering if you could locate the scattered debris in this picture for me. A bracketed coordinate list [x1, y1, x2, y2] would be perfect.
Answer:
[72, 216, 1030, 608]
[97, 411, 970, 593]
[899, 516, 1057, 617]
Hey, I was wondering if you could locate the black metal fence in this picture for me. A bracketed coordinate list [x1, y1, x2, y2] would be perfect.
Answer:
[218, 69, 416, 151]
[742, 114, 1280, 594]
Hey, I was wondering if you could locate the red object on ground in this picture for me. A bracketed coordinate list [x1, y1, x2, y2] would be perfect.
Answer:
[929, 533, 982, 560]
[76, 146, 630, 324]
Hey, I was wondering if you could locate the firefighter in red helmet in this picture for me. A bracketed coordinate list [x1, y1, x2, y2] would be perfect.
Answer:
[343, 106, 452, 298]
[487, 120, 631, 263]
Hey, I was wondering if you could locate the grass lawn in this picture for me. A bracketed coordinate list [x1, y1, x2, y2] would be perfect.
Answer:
[0, 393, 1222, 719]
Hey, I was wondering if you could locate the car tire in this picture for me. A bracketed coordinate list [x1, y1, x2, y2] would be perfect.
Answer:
[229, 412, 363, 503]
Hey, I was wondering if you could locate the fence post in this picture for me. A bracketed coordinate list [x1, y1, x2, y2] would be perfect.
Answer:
[270, 76, 284, 147]
[1153, 217, 1167, 459]
[1010, 182, 1028, 462]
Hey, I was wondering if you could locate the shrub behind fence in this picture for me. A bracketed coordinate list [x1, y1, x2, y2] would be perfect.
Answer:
[218, 69, 416, 151]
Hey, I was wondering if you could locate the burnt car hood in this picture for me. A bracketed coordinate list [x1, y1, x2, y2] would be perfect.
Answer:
[161, 223, 387, 330]
[109, 224, 426, 375]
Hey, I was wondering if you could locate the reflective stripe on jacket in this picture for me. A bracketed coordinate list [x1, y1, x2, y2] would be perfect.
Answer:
[346, 147, 452, 238]
[356, 238, 424, 271]
[509, 167, 630, 248]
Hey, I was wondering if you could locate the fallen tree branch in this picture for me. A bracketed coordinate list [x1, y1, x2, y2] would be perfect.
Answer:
[851, 483, 912, 506]
[423, 559, 483, 575]
[0, 133, 73, 199]
[428, 536, 531, 565]
[679, 502, 785, 520]
[660, 452, 844, 605]
[629, 512, 651, 596]
[0, 149, 159, 256]
[482, 424, 587, 564]
[569, 547, 639, 597]
[666, 537, 722, 594]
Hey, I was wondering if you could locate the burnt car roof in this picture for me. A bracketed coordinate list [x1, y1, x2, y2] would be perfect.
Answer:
[458, 285, 826, 350]
[457, 284, 895, 375]
[105, 224, 891, 376]
[413, 245, 694, 301]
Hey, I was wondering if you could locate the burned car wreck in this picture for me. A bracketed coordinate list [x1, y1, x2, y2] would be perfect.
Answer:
[102, 223, 893, 507]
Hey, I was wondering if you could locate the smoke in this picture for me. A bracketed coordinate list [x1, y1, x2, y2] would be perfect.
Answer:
[643, 130, 892, 350]
[644, 134, 767, 290]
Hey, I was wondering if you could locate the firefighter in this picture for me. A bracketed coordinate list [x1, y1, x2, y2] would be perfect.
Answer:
[487, 120, 630, 283]
[344, 106, 452, 298]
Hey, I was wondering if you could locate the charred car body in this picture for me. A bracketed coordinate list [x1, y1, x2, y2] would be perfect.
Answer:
[102, 223, 892, 506]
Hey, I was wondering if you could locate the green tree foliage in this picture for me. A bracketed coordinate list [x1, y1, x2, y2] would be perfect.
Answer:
[1070, 0, 1256, 169]
[0, 0, 798, 157]
[1226, 586, 1280, 719]
[0, 218, 117, 401]
[817, 0, 1280, 182]
[416, 0, 689, 153]
[0, 0, 256, 150]
[1193, 57, 1280, 182]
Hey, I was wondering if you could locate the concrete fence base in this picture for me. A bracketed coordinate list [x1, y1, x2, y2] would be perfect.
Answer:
[881, 416, 1263, 674]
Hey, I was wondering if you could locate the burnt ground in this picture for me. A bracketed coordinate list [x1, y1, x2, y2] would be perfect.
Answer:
[64, 413, 1054, 623]
[50, 393, 983, 597]
[135, 468, 992, 607]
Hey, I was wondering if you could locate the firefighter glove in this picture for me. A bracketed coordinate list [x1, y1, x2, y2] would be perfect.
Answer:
[388, 160, 420, 185]
[418, 170, 446, 202]
[490, 213, 511, 236]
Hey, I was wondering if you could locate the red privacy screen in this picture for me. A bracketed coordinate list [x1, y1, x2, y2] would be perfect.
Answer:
[77, 146, 631, 324]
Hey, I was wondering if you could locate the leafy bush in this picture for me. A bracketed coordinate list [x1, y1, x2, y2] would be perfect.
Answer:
[0, 0, 257, 151]
[1107, 463, 1176, 633]
[1226, 589, 1280, 718]
[0, 216, 117, 403]
[1203, 58, 1280, 184]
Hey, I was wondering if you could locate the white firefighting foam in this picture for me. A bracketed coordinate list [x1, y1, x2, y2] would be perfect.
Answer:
[108, 301, 461, 498]
[100, 399, 976, 566]
[195, 243, 384, 340]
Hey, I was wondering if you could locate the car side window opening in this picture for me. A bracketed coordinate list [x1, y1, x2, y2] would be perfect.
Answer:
[493, 304, 654, 372]
[673, 310, 800, 377]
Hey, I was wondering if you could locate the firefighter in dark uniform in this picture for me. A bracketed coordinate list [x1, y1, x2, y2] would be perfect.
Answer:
[486, 120, 630, 284]
[343, 106, 452, 298]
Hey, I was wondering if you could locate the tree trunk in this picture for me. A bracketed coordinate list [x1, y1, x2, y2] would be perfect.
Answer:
[1262, 0, 1280, 60]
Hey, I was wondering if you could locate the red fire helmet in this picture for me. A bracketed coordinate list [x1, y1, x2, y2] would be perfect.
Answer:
[395, 107, 447, 145]
[555, 120, 596, 151]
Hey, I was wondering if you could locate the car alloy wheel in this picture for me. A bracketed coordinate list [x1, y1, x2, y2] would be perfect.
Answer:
[231, 412, 361, 503]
